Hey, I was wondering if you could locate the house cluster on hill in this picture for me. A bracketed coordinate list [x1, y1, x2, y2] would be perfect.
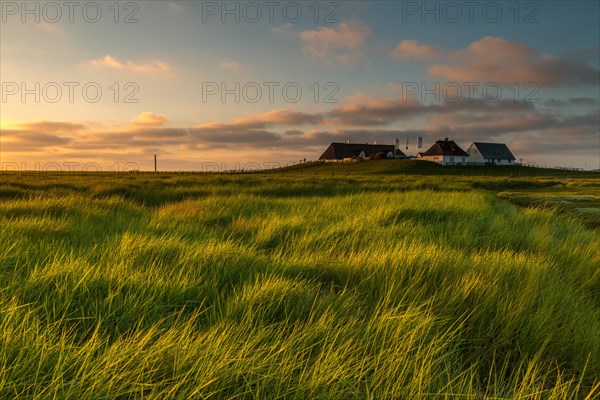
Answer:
[319, 138, 516, 166]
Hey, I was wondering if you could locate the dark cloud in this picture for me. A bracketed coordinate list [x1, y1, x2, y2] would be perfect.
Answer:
[283, 130, 305, 136]
[189, 128, 282, 144]
[3, 93, 598, 166]
[325, 97, 535, 126]
[543, 98, 599, 107]
[1, 130, 74, 152]
[562, 46, 600, 65]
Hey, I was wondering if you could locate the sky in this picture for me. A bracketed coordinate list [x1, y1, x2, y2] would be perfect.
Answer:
[1, 0, 599, 171]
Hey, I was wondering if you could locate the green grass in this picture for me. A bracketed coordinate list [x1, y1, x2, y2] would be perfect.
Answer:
[1, 162, 599, 399]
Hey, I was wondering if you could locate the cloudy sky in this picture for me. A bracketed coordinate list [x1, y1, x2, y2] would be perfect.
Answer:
[1, 0, 599, 171]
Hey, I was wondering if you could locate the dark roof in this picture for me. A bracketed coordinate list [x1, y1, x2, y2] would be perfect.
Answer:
[471, 142, 516, 160]
[319, 143, 405, 160]
[422, 139, 469, 157]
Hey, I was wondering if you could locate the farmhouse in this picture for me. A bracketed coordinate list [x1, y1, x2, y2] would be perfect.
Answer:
[420, 138, 469, 166]
[466, 142, 516, 165]
[319, 142, 405, 161]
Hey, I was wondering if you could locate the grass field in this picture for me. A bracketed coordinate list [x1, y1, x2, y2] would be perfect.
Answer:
[1, 160, 599, 399]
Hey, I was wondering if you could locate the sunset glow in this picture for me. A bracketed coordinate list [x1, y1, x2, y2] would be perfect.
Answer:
[1, 1, 599, 170]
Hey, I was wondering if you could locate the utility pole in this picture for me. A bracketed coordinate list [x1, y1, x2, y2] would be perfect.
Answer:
[154, 154, 157, 173]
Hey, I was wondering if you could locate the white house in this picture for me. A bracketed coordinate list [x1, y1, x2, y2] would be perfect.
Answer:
[467, 142, 516, 165]
[420, 138, 469, 166]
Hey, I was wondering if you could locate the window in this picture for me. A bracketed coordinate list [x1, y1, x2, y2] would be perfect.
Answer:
[449, 156, 454, 163]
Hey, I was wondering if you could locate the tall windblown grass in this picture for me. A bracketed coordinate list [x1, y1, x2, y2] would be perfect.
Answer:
[0, 170, 598, 399]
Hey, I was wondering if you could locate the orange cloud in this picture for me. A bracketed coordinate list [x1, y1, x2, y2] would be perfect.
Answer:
[89, 55, 125, 69]
[129, 112, 169, 128]
[33, 22, 62, 33]
[88, 55, 174, 78]
[217, 60, 241, 71]
[296, 20, 371, 66]
[458, 37, 600, 87]
[461, 36, 532, 64]
[168, 2, 183, 12]
[271, 23, 294, 37]
[391, 40, 438, 60]
[392, 36, 599, 87]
